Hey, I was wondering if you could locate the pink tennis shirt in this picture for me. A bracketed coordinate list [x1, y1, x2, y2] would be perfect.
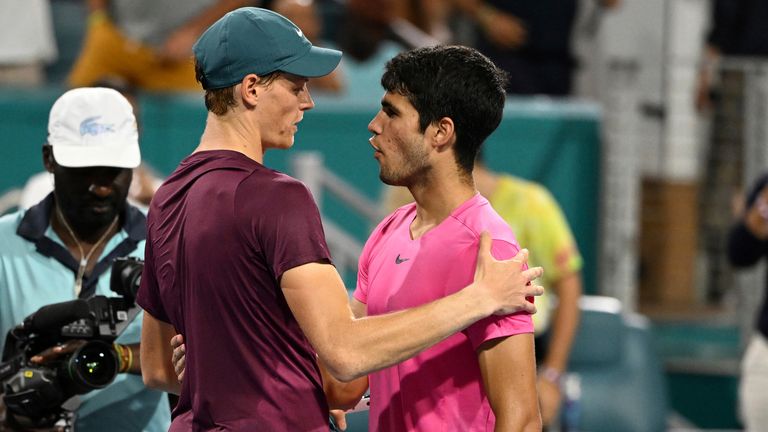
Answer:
[353, 193, 534, 432]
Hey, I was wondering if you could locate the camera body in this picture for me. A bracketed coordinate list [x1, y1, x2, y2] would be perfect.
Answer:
[0, 257, 144, 427]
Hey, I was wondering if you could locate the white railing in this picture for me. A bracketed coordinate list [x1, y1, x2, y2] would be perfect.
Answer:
[290, 152, 386, 281]
[0, 189, 21, 216]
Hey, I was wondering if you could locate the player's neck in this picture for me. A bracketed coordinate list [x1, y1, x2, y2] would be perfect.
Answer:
[410, 172, 475, 237]
[196, 112, 265, 163]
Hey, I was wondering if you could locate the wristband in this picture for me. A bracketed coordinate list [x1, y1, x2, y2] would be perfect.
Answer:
[539, 366, 563, 387]
[126, 344, 134, 371]
[114, 343, 132, 373]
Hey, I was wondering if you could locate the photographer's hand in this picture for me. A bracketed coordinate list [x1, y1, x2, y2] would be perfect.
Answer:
[0, 397, 66, 432]
[0, 397, 5, 432]
[29, 340, 87, 365]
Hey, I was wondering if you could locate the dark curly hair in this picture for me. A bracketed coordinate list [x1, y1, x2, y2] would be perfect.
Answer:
[381, 45, 508, 175]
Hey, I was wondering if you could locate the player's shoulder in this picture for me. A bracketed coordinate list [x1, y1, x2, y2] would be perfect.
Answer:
[453, 194, 517, 244]
[376, 202, 416, 235]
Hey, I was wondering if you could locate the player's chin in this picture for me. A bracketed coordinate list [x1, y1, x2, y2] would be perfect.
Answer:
[272, 136, 295, 150]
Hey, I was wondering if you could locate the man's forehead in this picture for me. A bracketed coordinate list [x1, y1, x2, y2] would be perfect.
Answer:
[281, 72, 309, 84]
[381, 91, 412, 108]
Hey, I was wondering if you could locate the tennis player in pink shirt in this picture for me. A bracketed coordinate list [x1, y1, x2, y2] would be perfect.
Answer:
[349, 46, 540, 431]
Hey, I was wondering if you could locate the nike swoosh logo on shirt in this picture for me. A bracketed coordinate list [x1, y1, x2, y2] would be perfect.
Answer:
[395, 254, 410, 264]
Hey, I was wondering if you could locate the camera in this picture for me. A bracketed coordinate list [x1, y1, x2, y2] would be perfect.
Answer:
[0, 257, 144, 429]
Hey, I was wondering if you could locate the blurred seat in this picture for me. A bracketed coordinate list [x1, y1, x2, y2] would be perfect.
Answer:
[567, 295, 668, 432]
[344, 409, 369, 432]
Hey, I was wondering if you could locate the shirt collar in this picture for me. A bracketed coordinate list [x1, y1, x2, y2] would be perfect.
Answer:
[16, 193, 146, 243]
[15, 192, 147, 299]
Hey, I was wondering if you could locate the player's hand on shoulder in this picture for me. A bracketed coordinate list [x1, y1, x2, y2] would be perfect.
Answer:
[472, 232, 544, 316]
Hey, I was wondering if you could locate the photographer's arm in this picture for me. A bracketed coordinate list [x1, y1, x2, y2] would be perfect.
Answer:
[140, 312, 181, 395]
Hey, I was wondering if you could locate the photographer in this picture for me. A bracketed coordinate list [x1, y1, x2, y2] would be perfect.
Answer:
[0, 88, 170, 431]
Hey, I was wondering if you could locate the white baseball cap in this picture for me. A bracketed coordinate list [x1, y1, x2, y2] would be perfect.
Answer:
[47, 87, 140, 168]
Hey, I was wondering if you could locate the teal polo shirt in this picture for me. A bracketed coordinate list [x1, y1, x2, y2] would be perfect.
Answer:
[0, 194, 170, 432]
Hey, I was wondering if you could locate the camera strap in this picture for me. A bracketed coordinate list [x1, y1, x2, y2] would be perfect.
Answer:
[55, 205, 119, 296]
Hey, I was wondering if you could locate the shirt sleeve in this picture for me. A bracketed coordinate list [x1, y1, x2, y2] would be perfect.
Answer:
[245, 178, 332, 280]
[353, 234, 374, 305]
[136, 224, 171, 323]
[463, 239, 534, 350]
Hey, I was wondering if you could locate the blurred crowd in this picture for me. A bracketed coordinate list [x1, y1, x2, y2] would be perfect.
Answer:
[0, 0, 621, 99]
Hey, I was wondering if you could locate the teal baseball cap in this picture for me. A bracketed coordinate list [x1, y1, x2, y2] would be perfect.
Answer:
[193, 7, 342, 90]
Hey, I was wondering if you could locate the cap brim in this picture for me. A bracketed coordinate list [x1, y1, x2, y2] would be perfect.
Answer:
[280, 46, 342, 78]
[52, 143, 140, 169]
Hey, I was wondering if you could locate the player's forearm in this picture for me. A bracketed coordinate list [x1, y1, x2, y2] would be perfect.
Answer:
[319, 358, 368, 410]
[542, 273, 581, 372]
[140, 347, 181, 395]
[140, 314, 182, 394]
[322, 284, 494, 381]
[494, 415, 542, 432]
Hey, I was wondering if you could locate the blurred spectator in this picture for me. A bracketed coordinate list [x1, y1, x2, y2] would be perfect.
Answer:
[696, 0, 768, 302]
[392, 0, 452, 44]
[383, 157, 584, 428]
[695, 0, 768, 112]
[335, 0, 440, 63]
[272, 0, 343, 93]
[331, 0, 454, 102]
[0, 0, 57, 87]
[453, 0, 620, 96]
[727, 173, 768, 431]
[68, 0, 248, 91]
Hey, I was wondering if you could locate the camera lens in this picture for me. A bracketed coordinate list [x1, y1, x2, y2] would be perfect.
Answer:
[62, 341, 118, 393]
[111, 257, 144, 299]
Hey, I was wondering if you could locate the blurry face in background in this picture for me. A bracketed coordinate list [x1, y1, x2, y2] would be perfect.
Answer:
[256, 73, 315, 150]
[367, 92, 431, 187]
[43, 146, 132, 234]
[273, 0, 321, 41]
[348, 0, 395, 25]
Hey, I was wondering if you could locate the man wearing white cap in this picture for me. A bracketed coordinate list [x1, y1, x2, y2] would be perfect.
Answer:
[0, 87, 170, 431]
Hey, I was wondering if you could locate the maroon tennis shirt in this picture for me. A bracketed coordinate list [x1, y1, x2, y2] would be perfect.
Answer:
[137, 150, 333, 431]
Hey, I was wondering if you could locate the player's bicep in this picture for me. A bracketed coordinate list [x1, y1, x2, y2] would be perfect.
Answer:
[477, 333, 539, 429]
[281, 262, 354, 354]
[140, 311, 180, 394]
